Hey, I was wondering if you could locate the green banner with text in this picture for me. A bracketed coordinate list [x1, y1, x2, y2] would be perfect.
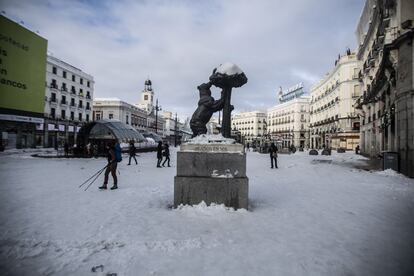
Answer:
[0, 15, 47, 115]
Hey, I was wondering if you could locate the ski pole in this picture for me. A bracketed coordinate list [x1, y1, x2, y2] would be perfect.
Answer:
[84, 167, 106, 191]
[79, 164, 108, 188]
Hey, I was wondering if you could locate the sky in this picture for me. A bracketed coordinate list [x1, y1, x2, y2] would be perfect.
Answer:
[1, 0, 365, 120]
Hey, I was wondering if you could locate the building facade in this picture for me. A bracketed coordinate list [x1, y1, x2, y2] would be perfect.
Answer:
[267, 96, 310, 148]
[232, 111, 267, 144]
[42, 55, 94, 148]
[309, 52, 361, 150]
[136, 79, 154, 112]
[92, 98, 147, 131]
[136, 79, 165, 136]
[355, 0, 414, 177]
[0, 15, 47, 149]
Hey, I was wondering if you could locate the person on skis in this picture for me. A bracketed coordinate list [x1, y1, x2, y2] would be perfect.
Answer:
[99, 142, 118, 190]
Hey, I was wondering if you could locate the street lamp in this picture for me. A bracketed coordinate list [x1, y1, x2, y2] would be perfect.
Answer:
[154, 99, 162, 134]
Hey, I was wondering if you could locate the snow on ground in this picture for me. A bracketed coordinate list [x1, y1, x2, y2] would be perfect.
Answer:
[0, 149, 413, 276]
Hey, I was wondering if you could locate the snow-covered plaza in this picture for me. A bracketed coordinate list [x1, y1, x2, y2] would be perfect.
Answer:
[0, 149, 413, 276]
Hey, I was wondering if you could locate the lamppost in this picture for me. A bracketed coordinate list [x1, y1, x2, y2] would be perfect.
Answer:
[154, 99, 162, 134]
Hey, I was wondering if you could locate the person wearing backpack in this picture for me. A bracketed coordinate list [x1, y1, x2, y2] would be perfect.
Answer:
[99, 142, 118, 190]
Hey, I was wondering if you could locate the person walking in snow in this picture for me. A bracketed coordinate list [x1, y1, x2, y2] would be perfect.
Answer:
[156, 141, 163, 168]
[162, 143, 171, 167]
[127, 140, 137, 165]
[269, 142, 278, 169]
[99, 142, 118, 190]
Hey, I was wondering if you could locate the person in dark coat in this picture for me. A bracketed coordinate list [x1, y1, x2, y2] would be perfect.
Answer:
[64, 142, 69, 157]
[127, 140, 137, 165]
[269, 142, 278, 169]
[156, 141, 163, 168]
[99, 142, 118, 190]
[162, 143, 171, 167]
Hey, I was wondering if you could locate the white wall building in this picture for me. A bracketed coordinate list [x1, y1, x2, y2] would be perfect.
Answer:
[232, 111, 267, 144]
[43, 55, 94, 147]
[92, 98, 147, 131]
[267, 96, 310, 148]
[355, 0, 414, 177]
[310, 52, 361, 150]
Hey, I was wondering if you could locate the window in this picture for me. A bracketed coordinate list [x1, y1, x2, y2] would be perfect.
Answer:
[79, 100, 83, 108]
[61, 95, 66, 104]
[51, 79, 57, 88]
[71, 98, 75, 106]
[51, 108, 56, 118]
[126, 115, 129, 124]
[96, 113, 101, 120]
[144, 95, 148, 101]
[61, 110, 66, 119]
[80, 78, 83, 85]
[70, 112, 74, 121]
[109, 113, 113, 119]
[52, 66, 57, 74]
[86, 102, 90, 110]
[51, 93, 56, 102]
[86, 91, 90, 99]
[63, 71, 67, 78]
[79, 113, 82, 121]
[353, 85, 360, 97]
[86, 114, 89, 122]
[71, 85, 76, 94]
[72, 75, 75, 82]
[61, 82, 67, 91]
[79, 88, 83, 96]
[87, 81, 90, 87]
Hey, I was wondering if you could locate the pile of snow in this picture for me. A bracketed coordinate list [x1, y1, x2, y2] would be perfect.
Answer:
[211, 169, 236, 178]
[375, 168, 404, 177]
[1, 149, 414, 275]
[186, 134, 235, 144]
[174, 201, 247, 214]
[215, 62, 243, 76]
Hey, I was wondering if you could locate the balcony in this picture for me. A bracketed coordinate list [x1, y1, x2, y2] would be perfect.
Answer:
[70, 88, 76, 95]
[61, 87, 68, 93]
[50, 83, 59, 90]
[49, 98, 58, 105]
[86, 95, 91, 99]
[86, 106, 91, 110]
[61, 100, 68, 106]
[78, 104, 83, 108]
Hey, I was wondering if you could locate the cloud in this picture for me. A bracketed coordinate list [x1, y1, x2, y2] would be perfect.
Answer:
[0, 0, 364, 119]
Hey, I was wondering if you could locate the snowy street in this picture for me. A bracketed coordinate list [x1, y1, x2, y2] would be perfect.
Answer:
[0, 149, 413, 276]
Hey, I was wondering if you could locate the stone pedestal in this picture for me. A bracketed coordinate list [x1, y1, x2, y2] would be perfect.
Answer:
[174, 143, 248, 209]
